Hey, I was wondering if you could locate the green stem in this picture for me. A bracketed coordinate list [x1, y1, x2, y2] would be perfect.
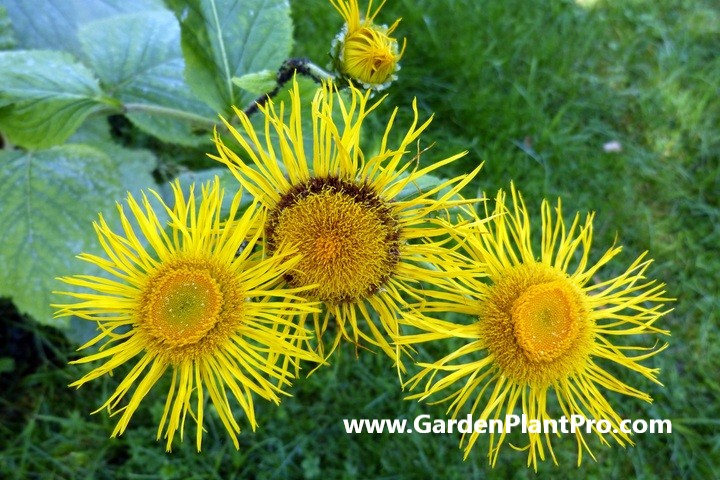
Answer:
[123, 103, 217, 128]
[303, 62, 335, 83]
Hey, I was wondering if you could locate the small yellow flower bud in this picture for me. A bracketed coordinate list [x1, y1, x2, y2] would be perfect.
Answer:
[329, 0, 406, 90]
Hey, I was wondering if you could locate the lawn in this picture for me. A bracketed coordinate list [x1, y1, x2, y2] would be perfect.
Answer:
[1, 0, 718, 478]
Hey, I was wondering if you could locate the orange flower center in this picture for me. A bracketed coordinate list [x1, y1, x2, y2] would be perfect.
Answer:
[143, 268, 222, 347]
[480, 263, 593, 385]
[511, 281, 581, 362]
[266, 177, 400, 304]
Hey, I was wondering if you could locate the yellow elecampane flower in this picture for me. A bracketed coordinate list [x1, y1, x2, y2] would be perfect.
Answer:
[54, 178, 321, 451]
[329, 0, 406, 89]
[398, 185, 672, 469]
[212, 78, 481, 372]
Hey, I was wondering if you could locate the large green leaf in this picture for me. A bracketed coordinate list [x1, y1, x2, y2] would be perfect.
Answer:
[0, 144, 157, 326]
[78, 12, 217, 146]
[0, 0, 166, 56]
[66, 117, 114, 146]
[169, 0, 293, 114]
[0, 50, 111, 148]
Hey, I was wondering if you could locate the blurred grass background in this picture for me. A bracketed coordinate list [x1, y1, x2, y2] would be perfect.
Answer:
[1, 0, 718, 478]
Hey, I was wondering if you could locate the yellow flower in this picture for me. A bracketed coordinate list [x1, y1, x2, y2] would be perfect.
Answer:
[212, 79, 480, 372]
[329, 0, 406, 89]
[398, 185, 672, 469]
[54, 178, 321, 451]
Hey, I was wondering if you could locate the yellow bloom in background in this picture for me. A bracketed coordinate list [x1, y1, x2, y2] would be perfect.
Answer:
[398, 185, 672, 469]
[212, 79, 481, 372]
[54, 178, 321, 451]
[329, 0, 406, 90]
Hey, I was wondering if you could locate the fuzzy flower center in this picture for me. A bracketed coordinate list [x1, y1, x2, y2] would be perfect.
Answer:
[267, 177, 400, 304]
[143, 268, 222, 347]
[136, 258, 246, 363]
[511, 281, 581, 362]
[314, 233, 344, 261]
[481, 263, 593, 385]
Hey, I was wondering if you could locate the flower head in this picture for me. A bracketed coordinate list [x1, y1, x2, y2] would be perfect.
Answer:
[329, 0, 406, 90]
[54, 178, 321, 451]
[212, 79, 480, 372]
[398, 185, 672, 469]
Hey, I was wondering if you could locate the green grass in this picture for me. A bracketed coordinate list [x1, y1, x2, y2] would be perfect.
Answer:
[2, 0, 719, 478]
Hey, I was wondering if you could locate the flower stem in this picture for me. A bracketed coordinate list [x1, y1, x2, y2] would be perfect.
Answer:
[123, 103, 218, 128]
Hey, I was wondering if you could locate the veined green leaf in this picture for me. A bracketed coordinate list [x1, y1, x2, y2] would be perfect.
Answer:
[0, 0, 166, 55]
[169, 0, 293, 114]
[0, 144, 157, 326]
[0, 50, 111, 148]
[79, 11, 217, 146]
